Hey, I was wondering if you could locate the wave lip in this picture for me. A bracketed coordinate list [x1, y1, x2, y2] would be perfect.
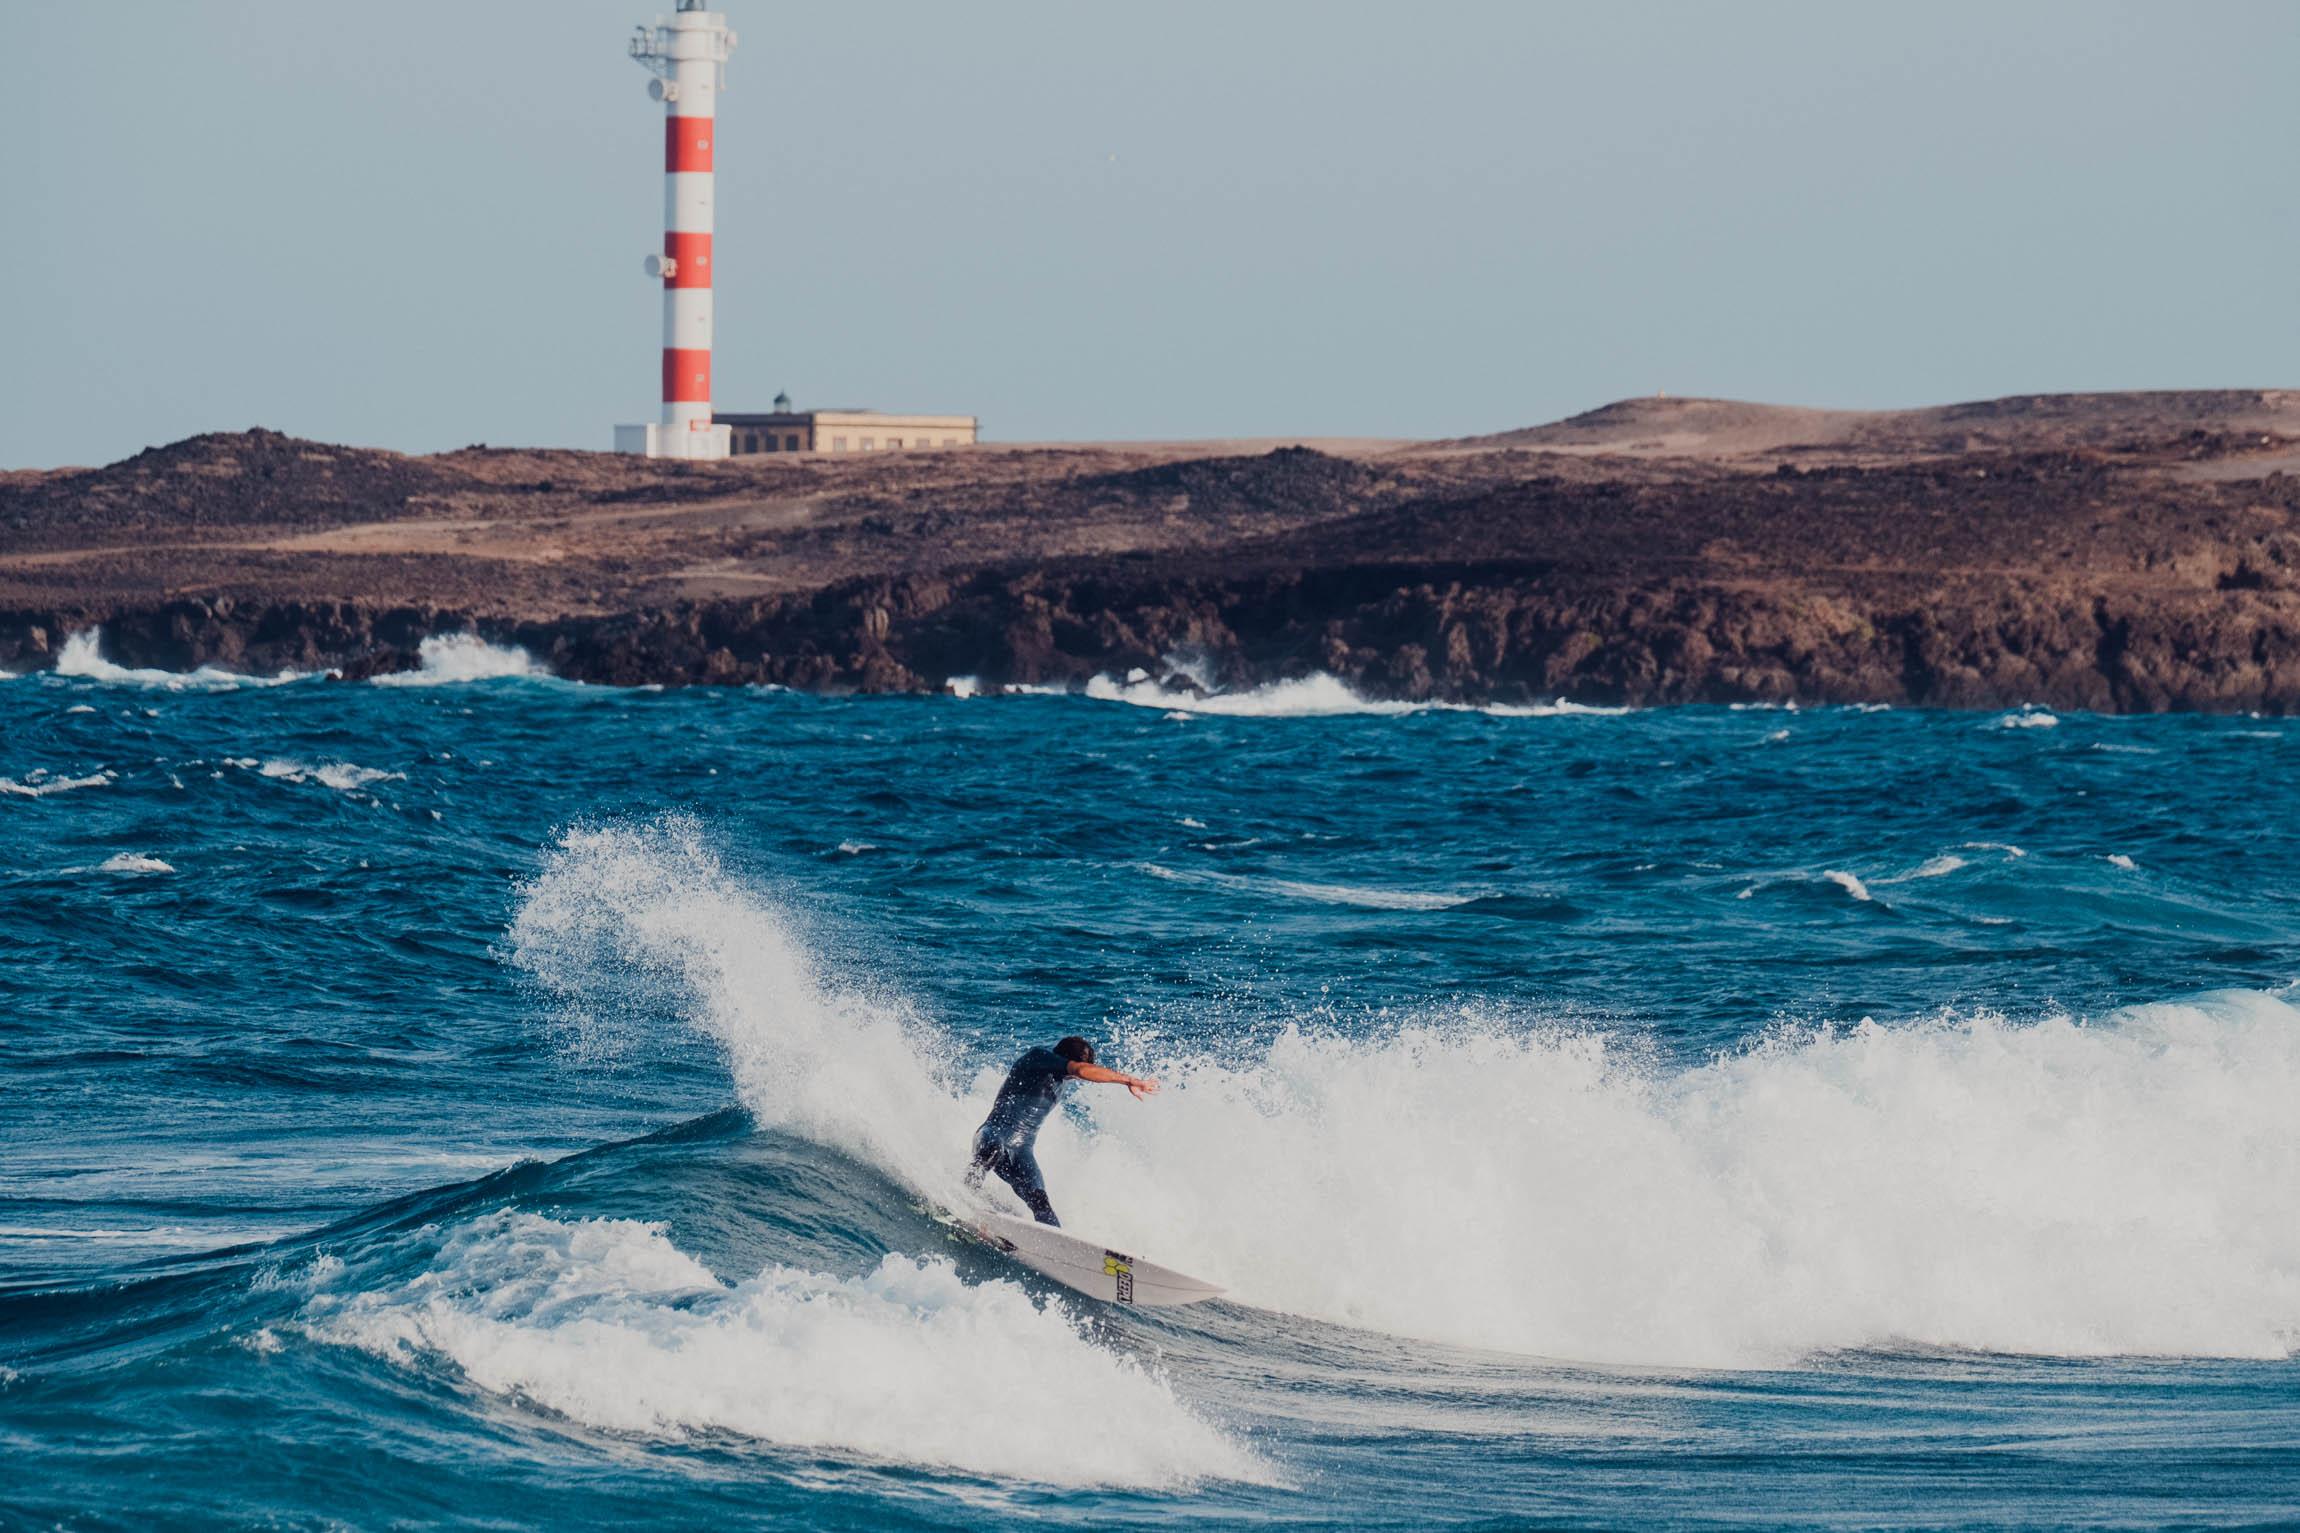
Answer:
[373, 634, 551, 686]
[305, 1211, 1259, 1488]
[53, 629, 307, 689]
[1821, 869, 1874, 901]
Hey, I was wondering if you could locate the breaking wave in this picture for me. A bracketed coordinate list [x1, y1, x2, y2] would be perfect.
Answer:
[303, 1210, 1258, 1488]
[257, 759, 404, 793]
[1821, 869, 1873, 902]
[53, 629, 306, 689]
[94, 853, 174, 874]
[0, 769, 115, 799]
[1080, 668, 1628, 719]
[508, 818, 2300, 1370]
[373, 634, 551, 686]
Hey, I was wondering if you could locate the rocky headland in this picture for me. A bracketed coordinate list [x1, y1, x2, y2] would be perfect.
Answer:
[4, 389, 2299, 710]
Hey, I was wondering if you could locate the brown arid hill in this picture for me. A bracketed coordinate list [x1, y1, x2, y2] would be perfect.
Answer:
[3, 390, 2299, 710]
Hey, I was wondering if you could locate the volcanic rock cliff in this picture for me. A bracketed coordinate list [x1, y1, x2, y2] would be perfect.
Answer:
[4, 391, 2298, 710]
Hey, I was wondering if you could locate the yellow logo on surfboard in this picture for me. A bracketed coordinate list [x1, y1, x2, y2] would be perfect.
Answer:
[1103, 1251, 1136, 1303]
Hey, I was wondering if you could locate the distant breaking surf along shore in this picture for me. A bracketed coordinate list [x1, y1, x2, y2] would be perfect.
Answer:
[2, 389, 2297, 711]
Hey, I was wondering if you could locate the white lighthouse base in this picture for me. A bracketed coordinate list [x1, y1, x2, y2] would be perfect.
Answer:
[615, 422, 732, 460]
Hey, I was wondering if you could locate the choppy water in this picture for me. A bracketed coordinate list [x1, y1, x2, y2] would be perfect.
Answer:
[5, 638, 2299, 1528]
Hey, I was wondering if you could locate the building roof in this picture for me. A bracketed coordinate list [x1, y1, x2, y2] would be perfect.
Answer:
[715, 408, 976, 427]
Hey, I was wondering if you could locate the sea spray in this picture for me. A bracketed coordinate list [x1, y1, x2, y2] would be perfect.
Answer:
[509, 819, 979, 1205]
[373, 633, 551, 685]
[512, 819, 2300, 1369]
[52, 628, 307, 689]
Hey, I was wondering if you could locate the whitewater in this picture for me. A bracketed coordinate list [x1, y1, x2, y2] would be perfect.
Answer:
[4, 663, 2298, 1528]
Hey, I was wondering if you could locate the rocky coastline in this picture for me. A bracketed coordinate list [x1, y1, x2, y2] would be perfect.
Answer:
[5, 390, 2297, 711]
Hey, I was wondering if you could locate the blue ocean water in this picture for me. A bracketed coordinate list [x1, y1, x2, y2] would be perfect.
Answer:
[5, 644, 2299, 1529]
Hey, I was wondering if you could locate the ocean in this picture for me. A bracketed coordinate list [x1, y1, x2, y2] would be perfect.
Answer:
[4, 635, 2298, 1529]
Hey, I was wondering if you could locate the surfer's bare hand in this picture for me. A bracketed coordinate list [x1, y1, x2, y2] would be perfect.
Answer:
[1128, 1076, 1158, 1099]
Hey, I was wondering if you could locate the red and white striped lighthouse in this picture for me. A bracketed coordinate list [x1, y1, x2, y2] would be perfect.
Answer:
[615, 2, 736, 460]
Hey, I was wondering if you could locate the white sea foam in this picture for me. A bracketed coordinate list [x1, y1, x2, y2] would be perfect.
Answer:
[1999, 708, 2061, 729]
[1079, 669, 1626, 719]
[1484, 698, 1633, 718]
[945, 675, 980, 699]
[54, 629, 305, 689]
[2107, 854, 2138, 871]
[1874, 854, 1968, 886]
[1142, 863, 1483, 911]
[511, 823, 2300, 1371]
[1821, 869, 1873, 902]
[258, 759, 404, 793]
[373, 633, 550, 686]
[0, 769, 115, 799]
[1068, 996, 2300, 1367]
[307, 1211, 1255, 1487]
[1962, 842, 2028, 859]
[96, 853, 174, 874]
[1087, 671, 1420, 717]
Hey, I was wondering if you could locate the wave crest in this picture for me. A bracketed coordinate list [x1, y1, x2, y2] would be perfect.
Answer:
[305, 1211, 1257, 1487]
[374, 634, 550, 686]
[510, 819, 2300, 1369]
[54, 629, 306, 689]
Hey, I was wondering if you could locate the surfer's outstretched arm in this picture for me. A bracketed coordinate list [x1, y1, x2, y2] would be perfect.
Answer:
[1069, 1061, 1158, 1099]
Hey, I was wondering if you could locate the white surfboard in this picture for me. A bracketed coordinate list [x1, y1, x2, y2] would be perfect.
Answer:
[958, 1208, 1225, 1308]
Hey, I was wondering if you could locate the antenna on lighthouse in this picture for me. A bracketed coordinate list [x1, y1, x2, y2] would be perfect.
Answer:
[613, 6, 737, 460]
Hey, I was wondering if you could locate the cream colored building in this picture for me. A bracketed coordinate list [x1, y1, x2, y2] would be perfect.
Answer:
[717, 394, 978, 456]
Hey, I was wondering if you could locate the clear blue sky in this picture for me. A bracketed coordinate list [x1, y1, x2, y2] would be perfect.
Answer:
[2, 1, 2293, 468]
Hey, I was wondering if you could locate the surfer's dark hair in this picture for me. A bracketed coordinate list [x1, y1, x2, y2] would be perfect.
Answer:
[1054, 1036, 1096, 1065]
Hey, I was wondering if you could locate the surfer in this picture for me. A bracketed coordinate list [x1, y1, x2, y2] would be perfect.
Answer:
[964, 1036, 1155, 1227]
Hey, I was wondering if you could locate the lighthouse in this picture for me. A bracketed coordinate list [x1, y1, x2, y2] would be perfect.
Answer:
[614, 1, 736, 460]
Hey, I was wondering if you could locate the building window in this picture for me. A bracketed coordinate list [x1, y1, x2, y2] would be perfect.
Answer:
[861, 438, 876, 450]
[833, 436, 848, 451]
[943, 437, 956, 446]
[784, 434, 800, 451]
[888, 438, 903, 450]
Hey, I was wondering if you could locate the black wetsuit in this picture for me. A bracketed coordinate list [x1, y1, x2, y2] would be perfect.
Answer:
[965, 1046, 1072, 1226]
